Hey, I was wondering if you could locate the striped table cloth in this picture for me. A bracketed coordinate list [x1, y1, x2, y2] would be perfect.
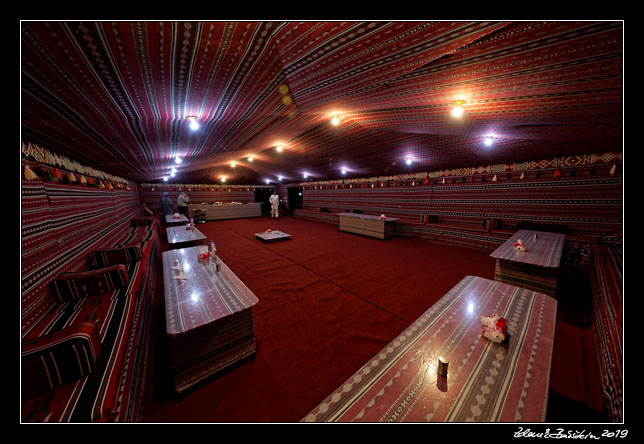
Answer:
[163, 246, 259, 393]
[166, 225, 207, 250]
[338, 213, 399, 239]
[490, 230, 565, 296]
[302, 276, 557, 422]
[165, 214, 189, 226]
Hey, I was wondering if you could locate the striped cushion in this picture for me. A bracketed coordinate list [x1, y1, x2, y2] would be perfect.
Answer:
[589, 244, 623, 422]
[50, 265, 129, 303]
[22, 322, 102, 400]
[130, 218, 153, 227]
[89, 245, 143, 269]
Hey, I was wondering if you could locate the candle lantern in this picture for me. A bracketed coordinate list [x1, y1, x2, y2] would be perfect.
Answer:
[437, 356, 449, 377]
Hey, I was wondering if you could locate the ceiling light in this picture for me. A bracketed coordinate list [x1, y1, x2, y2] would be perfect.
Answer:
[451, 100, 465, 118]
[186, 116, 199, 130]
[341, 168, 347, 175]
[163, 176, 168, 181]
[278, 176, 283, 181]
[171, 167, 177, 174]
[170, 172, 176, 177]
[331, 115, 340, 125]
[406, 157, 413, 165]
[248, 155, 254, 162]
[484, 135, 495, 146]
[303, 173, 308, 179]
[174, 156, 182, 164]
[265, 179, 270, 184]
[221, 176, 227, 183]
[276, 145, 283, 152]
[231, 161, 237, 167]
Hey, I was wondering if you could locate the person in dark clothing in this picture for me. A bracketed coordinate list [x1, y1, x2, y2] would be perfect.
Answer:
[160, 192, 173, 215]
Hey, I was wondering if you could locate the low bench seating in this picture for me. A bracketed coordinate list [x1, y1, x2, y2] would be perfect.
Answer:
[585, 243, 623, 422]
[21, 216, 159, 422]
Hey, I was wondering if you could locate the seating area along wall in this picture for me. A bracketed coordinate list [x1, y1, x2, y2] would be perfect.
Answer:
[21, 160, 159, 422]
[294, 156, 622, 264]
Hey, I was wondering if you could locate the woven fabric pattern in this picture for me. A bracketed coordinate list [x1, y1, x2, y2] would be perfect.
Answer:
[22, 322, 102, 400]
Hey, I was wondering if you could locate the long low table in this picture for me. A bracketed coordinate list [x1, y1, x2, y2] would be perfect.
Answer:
[490, 230, 565, 297]
[188, 202, 262, 221]
[338, 212, 399, 239]
[163, 246, 259, 393]
[302, 276, 557, 422]
[166, 225, 207, 250]
[165, 214, 189, 226]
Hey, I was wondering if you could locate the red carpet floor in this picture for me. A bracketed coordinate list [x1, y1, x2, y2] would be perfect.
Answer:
[140, 215, 598, 423]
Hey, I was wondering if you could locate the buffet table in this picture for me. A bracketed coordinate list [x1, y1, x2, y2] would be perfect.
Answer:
[188, 202, 262, 221]
[163, 245, 259, 393]
[490, 230, 565, 297]
[302, 275, 557, 422]
[337, 212, 399, 239]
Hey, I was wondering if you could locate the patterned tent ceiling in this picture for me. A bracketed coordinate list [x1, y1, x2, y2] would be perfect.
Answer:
[21, 21, 623, 185]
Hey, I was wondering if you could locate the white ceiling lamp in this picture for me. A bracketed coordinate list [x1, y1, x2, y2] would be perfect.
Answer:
[247, 155, 254, 162]
[331, 114, 340, 125]
[303, 172, 308, 179]
[186, 116, 199, 130]
[174, 156, 182, 164]
[278, 176, 283, 181]
[341, 168, 347, 175]
[406, 157, 413, 165]
[451, 100, 465, 118]
[484, 135, 495, 146]
[221, 176, 227, 183]
[163, 176, 168, 181]
[231, 161, 237, 167]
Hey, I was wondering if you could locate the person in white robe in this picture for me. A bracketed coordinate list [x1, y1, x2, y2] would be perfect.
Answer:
[269, 191, 280, 219]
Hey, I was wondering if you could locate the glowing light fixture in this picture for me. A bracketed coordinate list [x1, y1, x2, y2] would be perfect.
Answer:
[221, 176, 227, 183]
[278, 176, 283, 181]
[406, 157, 413, 165]
[303, 173, 308, 179]
[170, 172, 176, 177]
[484, 135, 495, 146]
[186, 116, 199, 130]
[451, 100, 465, 118]
[341, 168, 347, 175]
[171, 167, 177, 174]
[247, 155, 254, 162]
[163, 176, 168, 181]
[174, 156, 182, 164]
[331, 115, 340, 125]
[265, 179, 270, 184]
[231, 161, 237, 167]
[276, 144, 284, 152]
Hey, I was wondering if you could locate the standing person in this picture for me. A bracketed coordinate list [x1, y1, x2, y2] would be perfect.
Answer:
[160, 192, 173, 215]
[177, 191, 190, 217]
[269, 190, 280, 219]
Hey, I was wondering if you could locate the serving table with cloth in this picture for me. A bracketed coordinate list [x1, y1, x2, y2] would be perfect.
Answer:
[490, 230, 565, 297]
[163, 246, 259, 394]
[337, 212, 399, 239]
[302, 276, 557, 422]
[188, 202, 262, 221]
